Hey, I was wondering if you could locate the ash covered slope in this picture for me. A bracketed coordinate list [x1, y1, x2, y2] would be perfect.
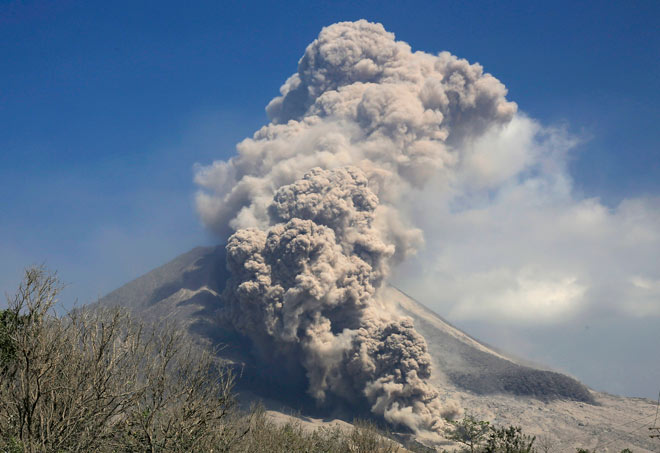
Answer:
[97, 246, 660, 451]
[98, 245, 592, 404]
[382, 287, 593, 402]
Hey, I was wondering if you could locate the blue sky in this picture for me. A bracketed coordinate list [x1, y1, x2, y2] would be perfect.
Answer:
[1, 1, 659, 397]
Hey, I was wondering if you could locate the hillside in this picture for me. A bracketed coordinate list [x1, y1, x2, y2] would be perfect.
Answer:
[98, 246, 659, 451]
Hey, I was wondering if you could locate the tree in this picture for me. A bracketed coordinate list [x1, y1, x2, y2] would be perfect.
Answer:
[484, 425, 536, 453]
[0, 266, 238, 452]
[0, 306, 27, 370]
[445, 414, 491, 452]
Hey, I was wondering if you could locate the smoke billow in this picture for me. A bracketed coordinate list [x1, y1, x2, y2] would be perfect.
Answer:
[223, 167, 446, 433]
[194, 19, 516, 247]
[196, 20, 517, 434]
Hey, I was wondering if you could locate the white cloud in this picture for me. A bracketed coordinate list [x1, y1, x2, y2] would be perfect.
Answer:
[446, 269, 586, 323]
[395, 114, 660, 323]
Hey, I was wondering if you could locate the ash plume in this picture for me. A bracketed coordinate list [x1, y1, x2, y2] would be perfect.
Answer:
[194, 19, 516, 247]
[196, 19, 518, 435]
[223, 167, 449, 433]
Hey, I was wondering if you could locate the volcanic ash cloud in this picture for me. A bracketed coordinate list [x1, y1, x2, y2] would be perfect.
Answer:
[194, 19, 516, 249]
[223, 167, 450, 433]
[195, 19, 517, 434]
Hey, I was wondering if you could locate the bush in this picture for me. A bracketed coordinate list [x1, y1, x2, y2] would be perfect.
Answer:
[0, 267, 237, 452]
[234, 409, 404, 452]
[484, 425, 535, 453]
[445, 414, 491, 452]
[445, 414, 539, 453]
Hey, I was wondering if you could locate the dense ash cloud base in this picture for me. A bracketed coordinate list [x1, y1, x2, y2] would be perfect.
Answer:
[223, 167, 451, 433]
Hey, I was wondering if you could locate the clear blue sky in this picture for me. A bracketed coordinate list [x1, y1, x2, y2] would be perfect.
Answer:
[1, 1, 658, 305]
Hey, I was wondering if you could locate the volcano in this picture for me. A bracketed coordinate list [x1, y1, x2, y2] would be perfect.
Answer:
[97, 245, 658, 451]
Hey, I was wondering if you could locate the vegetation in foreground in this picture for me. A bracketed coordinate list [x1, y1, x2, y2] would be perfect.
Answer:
[0, 268, 646, 452]
[0, 267, 413, 452]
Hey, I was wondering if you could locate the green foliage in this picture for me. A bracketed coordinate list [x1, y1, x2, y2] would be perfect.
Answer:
[484, 425, 536, 453]
[2, 436, 24, 453]
[0, 308, 26, 368]
[445, 414, 491, 452]
[446, 414, 540, 453]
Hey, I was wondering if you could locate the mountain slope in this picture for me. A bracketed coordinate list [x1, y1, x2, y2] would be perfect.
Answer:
[384, 287, 594, 402]
[98, 245, 591, 402]
[97, 246, 658, 451]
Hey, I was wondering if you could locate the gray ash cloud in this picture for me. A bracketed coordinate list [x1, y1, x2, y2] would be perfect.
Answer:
[222, 167, 450, 433]
[194, 20, 515, 246]
[197, 20, 517, 434]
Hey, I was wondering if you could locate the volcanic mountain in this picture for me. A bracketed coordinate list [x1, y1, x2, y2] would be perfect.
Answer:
[98, 245, 658, 451]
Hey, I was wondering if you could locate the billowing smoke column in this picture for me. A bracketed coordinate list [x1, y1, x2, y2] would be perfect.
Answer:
[195, 19, 516, 247]
[223, 167, 446, 432]
[196, 20, 516, 434]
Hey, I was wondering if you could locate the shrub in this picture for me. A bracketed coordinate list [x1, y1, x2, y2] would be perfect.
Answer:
[0, 267, 237, 452]
[445, 413, 541, 453]
[484, 425, 536, 453]
[234, 409, 404, 452]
